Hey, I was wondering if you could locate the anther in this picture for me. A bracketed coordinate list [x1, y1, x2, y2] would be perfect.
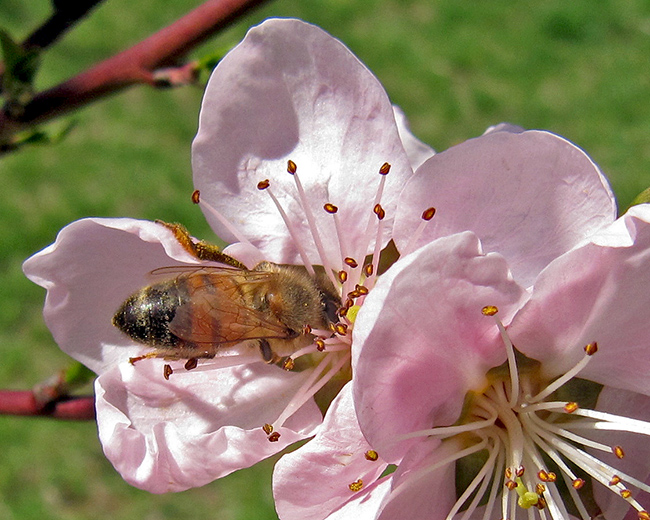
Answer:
[373, 204, 386, 220]
[613, 445, 625, 459]
[610, 475, 622, 486]
[287, 159, 297, 174]
[268, 432, 281, 442]
[184, 358, 198, 371]
[515, 466, 525, 477]
[584, 341, 598, 355]
[364, 263, 374, 276]
[482, 305, 499, 316]
[572, 478, 585, 490]
[564, 402, 579, 413]
[621, 489, 632, 499]
[315, 339, 326, 351]
[262, 424, 274, 435]
[283, 358, 295, 371]
[379, 162, 391, 175]
[639, 511, 650, 520]
[365, 450, 379, 461]
[349, 479, 363, 492]
[505, 467, 513, 479]
[338, 270, 348, 283]
[191, 189, 201, 204]
[303, 324, 312, 335]
[505, 480, 518, 490]
[535, 484, 546, 494]
[324, 203, 338, 214]
[355, 284, 369, 295]
[344, 257, 358, 268]
[257, 179, 270, 190]
[163, 364, 173, 380]
[537, 470, 549, 481]
[421, 207, 436, 221]
[335, 323, 348, 335]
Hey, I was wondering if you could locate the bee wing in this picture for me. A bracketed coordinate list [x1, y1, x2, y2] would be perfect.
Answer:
[166, 269, 292, 345]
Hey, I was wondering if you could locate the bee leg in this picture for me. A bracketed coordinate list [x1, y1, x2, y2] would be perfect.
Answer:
[259, 339, 282, 364]
[129, 351, 160, 364]
[155, 220, 246, 268]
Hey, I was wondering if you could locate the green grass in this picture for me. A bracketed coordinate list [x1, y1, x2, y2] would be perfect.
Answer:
[1, 0, 649, 518]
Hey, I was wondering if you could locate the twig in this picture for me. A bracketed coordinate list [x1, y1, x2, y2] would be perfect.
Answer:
[0, 0, 104, 82]
[0, 0, 272, 142]
[0, 391, 95, 420]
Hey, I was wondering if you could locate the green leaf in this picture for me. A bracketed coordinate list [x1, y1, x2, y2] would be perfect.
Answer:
[63, 362, 96, 387]
[630, 186, 650, 208]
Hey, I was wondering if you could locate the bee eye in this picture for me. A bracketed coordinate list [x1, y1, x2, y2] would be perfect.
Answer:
[323, 298, 339, 324]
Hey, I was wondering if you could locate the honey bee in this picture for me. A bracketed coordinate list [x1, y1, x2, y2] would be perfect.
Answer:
[112, 222, 341, 374]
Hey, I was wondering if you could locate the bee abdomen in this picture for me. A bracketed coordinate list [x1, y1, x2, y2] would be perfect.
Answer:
[112, 281, 187, 348]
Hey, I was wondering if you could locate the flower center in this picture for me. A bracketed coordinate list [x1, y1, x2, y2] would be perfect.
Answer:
[381, 306, 650, 520]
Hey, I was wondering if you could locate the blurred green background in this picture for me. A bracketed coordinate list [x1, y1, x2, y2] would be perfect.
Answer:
[1, 0, 649, 518]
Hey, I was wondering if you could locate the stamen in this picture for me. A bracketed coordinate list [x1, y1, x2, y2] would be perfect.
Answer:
[286, 160, 337, 284]
[271, 351, 351, 431]
[486, 308, 520, 408]
[354, 163, 390, 274]
[324, 202, 348, 269]
[257, 179, 316, 277]
[401, 206, 437, 257]
[192, 189, 253, 246]
[528, 344, 596, 403]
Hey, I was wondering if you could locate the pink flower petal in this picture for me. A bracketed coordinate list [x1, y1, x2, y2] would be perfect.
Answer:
[274, 383, 387, 520]
[22, 218, 205, 374]
[509, 205, 650, 394]
[192, 18, 413, 266]
[375, 437, 457, 520]
[96, 359, 321, 493]
[353, 232, 526, 461]
[394, 130, 617, 287]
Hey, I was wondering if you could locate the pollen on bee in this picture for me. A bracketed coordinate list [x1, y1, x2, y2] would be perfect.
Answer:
[348, 479, 363, 492]
[191, 189, 201, 204]
[257, 179, 270, 190]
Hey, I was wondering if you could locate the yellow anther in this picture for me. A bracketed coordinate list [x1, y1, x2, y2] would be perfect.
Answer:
[349, 479, 363, 492]
[564, 402, 579, 413]
[287, 159, 297, 174]
[365, 450, 379, 461]
[379, 162, 391, 175]
[482, 305, 499, 316]
[613, 445, 625, 459]
[584, 341, 598, 355]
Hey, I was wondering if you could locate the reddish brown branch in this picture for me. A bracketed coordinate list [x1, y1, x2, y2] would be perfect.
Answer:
[0, 391, 95, 420]
[0, 0, 271, 140]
